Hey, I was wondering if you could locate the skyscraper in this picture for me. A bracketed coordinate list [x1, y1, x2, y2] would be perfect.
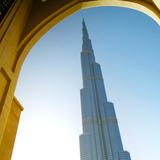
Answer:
[79, 20, 132, 160]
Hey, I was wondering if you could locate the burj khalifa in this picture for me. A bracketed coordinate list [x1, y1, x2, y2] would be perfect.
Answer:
[79, 20, 132, 160]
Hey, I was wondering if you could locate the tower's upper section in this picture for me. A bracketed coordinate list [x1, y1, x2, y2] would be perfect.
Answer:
[82, 19, 89, 40]
[82, 19, 94, 55]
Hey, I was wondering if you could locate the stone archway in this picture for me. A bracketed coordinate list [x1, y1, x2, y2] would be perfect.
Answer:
[0, 0, 159, 159]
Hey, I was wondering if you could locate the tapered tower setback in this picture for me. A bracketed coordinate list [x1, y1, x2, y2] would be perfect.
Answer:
[79, 20, 131, 160]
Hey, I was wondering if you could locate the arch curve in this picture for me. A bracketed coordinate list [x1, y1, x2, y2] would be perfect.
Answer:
[15, 0, 160, 75]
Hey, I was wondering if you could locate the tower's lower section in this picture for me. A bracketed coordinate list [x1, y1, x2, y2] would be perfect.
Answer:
[118, 151, 131, 160]
[79, 134, 131, 160]
[79, 134, 93, 160]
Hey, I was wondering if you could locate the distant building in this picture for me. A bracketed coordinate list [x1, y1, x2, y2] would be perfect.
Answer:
[79, 20, 131, 160]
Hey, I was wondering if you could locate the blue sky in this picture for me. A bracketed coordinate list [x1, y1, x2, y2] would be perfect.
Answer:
[12, 6, 160, 160]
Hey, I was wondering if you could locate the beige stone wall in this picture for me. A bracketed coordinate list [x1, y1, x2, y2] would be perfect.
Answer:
[0, 97, 23, 160]
[0, 1, 33, 159]
[0, 0, 159, 159]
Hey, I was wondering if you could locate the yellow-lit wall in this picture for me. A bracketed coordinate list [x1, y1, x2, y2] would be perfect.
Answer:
[0, 97, 23, 160]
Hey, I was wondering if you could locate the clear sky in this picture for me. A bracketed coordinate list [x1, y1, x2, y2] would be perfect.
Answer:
[12, 6, 160, 160]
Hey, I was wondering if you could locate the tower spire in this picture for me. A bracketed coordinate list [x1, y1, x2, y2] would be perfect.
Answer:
[82, 18, 89, 39]
[82, 19, 94, 53]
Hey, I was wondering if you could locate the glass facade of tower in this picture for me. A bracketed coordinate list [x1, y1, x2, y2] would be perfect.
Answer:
[79, 20, 131, 160]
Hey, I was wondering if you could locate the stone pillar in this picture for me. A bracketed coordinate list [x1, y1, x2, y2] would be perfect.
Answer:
[0, 97, 23, 160]
[0, 1, 33, 159]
